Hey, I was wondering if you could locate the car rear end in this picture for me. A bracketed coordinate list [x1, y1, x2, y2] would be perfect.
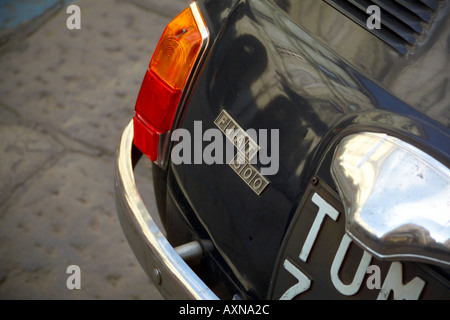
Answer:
[115, 0, 450, 299]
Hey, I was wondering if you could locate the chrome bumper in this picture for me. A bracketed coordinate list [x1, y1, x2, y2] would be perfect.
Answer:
[114, 120, 218, 300]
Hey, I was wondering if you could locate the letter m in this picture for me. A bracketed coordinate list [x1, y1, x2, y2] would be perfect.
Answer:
[377, 262, 425, 300]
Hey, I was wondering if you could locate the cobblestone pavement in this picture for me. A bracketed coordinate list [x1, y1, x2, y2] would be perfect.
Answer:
[0, 0, 188, 300]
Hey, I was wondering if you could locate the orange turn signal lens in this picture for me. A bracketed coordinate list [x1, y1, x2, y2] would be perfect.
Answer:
[150, 7, 203, 90]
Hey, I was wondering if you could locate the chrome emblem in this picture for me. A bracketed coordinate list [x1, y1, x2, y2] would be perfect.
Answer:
[214, 110, 269, 196]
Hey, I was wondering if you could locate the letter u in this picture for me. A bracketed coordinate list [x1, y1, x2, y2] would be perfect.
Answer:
[330, 234, 372, 296]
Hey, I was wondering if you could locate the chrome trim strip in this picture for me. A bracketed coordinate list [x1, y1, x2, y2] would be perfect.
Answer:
[115, 120, 219, 299]
[331, 132, 450, 268]
[156, 1, 210, 169]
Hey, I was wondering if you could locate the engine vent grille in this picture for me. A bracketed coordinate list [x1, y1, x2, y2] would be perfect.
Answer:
[323, 0, 445, 54]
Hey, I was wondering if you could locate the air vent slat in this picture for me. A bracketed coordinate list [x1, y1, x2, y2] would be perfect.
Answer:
[348, 0, 417, 43]
[325, 0, 409, 54]
[393, 0, 432, 21]
[372, 0, 423, 33]
[419, 0, 439, 10]
[323, 0, 443, 54]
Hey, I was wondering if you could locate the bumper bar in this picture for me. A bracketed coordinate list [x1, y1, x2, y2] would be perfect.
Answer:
[114, 120, 219, 300]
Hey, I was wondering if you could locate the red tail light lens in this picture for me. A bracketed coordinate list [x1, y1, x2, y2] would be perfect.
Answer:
[134, 4, 208, 161]
[135, 71, 182, 133]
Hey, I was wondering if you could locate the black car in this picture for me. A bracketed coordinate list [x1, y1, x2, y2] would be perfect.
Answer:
[115, 0, 450, 299]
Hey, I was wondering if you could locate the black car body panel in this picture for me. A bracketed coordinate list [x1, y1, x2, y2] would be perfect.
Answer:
[120, 0, 450, 299]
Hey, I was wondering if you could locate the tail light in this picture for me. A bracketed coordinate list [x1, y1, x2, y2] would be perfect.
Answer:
[133, 2, 209, 163]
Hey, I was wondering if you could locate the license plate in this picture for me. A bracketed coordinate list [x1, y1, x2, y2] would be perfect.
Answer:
[270, 178, 450, 300]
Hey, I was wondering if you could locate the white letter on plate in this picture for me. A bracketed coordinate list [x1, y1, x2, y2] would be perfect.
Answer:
[299, 193, 339, 262]
[331, 234, 372, 296]
[279, 259, 311, 300]
[377, 262, 425, 300]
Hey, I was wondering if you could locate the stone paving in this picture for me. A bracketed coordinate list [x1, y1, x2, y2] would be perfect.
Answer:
[0, 0, 188, 299]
